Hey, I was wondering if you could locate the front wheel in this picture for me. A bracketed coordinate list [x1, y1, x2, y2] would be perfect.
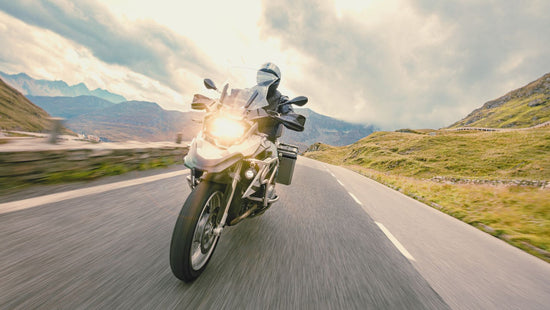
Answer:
[170, 181, 225, 282]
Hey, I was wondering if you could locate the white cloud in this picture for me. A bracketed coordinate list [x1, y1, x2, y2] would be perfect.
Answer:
[1, 0, 549, 130]
[0, 0, 219, 92]
[260, 0, 550, 129]
[0, 0, 311, 110]
[0, 11, 191, 110]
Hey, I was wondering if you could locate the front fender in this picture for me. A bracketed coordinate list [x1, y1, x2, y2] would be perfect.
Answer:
[185, 135, 256, 173]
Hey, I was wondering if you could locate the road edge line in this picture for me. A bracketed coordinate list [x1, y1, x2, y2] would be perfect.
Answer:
[376, 222, 416, 262]
[0, 170, 189, 214]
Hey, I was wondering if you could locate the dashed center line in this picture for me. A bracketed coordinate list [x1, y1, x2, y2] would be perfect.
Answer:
[0, 170, 189, 214]
[325, 165, 415, 263]
[348, 192, 363, 206]
[328, 171, 362, 207]
[376, 222, 416, 261]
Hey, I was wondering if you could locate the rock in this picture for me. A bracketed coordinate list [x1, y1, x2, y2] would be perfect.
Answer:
[478, 223, 496, 234]
[527, 98, 544, 107]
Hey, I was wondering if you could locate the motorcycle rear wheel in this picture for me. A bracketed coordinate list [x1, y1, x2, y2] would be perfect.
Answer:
[170, 181, 224, 282]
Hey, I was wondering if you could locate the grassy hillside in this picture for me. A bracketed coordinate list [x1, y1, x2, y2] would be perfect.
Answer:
[450, 73, 550, 128]
[305, 128, 550, 262]
[308, 129, 550, 180]
[0, 78, 55, 132]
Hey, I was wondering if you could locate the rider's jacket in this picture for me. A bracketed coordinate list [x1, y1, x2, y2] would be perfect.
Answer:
[259, 89, 293, 141]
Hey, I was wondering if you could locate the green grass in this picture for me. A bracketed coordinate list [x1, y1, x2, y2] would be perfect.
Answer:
[305, 128, 550, 262]
[1, 156, 180, 194]
[308, 129, 550, 180]
[42, 157, 177, 184]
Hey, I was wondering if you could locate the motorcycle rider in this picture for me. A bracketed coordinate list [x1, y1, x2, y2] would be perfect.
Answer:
[170, 64, 307, 282]
[253, 62, 302, 201]
[255, 62, 295, 142]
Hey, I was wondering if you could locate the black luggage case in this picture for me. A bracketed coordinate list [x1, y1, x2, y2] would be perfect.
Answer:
[276, 143, 298, 185]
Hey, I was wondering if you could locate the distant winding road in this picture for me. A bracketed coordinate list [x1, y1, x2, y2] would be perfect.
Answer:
[1, 157, 549, 309]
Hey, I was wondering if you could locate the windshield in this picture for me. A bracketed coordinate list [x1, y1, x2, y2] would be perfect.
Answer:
[218, 69, 279, 111]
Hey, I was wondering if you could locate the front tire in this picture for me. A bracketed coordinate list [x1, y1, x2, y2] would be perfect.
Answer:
[170, 181, 225, 282]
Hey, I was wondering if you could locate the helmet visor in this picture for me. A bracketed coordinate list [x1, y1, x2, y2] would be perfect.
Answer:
[256, 70, 279, 87]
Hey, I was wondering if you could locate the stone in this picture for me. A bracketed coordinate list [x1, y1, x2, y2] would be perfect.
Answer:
[527, 98, 544, 107]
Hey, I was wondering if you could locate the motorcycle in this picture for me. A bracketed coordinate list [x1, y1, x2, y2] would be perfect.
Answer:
[169, 70, 307, 282]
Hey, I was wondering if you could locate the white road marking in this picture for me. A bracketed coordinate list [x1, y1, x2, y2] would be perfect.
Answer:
[0, 170, 189, 214]
[376, 222, 416, 261]
[349, 192, 363, 206]
[327, 168, 412, 262]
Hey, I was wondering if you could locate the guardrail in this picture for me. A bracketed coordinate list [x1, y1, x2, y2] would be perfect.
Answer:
[0, 140, 189, 191]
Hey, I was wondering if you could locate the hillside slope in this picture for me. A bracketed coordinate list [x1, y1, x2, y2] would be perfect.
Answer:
[450, 73, 550, 128]
[0, 78, 55, 132]
[306, 129, 550, 180]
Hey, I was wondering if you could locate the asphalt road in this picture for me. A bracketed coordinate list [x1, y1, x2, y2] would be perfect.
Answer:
[0, 158, 548, 309]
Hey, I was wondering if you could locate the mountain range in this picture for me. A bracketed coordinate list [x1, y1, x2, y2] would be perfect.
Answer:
[282, 108, 377, 150]
[28, 95, 376, 146]
[1, 72, 377, 145]
[67, 100, 201, 142]
[0, 71, 126, 103]
[7, 71, 547, 146]
[26, 95, 201, 142]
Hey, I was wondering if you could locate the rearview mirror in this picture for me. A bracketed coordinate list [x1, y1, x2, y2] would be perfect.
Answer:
[204, 78, 217, 90]
[287, 96, 308, 106]
[220, 83, 229, 103]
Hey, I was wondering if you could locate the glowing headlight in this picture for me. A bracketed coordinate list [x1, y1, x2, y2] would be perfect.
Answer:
[208, 117, 246, 140]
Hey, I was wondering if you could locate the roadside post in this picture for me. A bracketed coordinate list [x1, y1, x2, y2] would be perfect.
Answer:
[48, 117, 64, 144]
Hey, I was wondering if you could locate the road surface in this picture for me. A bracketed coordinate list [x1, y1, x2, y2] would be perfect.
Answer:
[1, 157, 548, 309]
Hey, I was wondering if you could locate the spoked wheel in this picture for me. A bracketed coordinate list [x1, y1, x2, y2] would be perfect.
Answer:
[170, 181, 225, 282]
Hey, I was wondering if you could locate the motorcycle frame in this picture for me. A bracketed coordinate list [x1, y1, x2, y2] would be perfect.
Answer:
[242, 156, 279, 207]
[187, 137, 279, 233]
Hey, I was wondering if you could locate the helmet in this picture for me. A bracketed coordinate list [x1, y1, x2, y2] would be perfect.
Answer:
[258, 62, 281, 79]
[257, 62, 281, 96]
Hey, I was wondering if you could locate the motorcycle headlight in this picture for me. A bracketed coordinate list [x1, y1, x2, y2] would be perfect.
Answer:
[206, 116, 248, 145]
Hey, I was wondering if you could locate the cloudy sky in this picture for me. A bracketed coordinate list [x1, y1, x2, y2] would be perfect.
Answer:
[0, 0, 549, 130]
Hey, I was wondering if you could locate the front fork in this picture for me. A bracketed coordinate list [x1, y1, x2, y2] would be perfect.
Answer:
[213, 161, 242, 236]
[186, 169, 201, 189]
